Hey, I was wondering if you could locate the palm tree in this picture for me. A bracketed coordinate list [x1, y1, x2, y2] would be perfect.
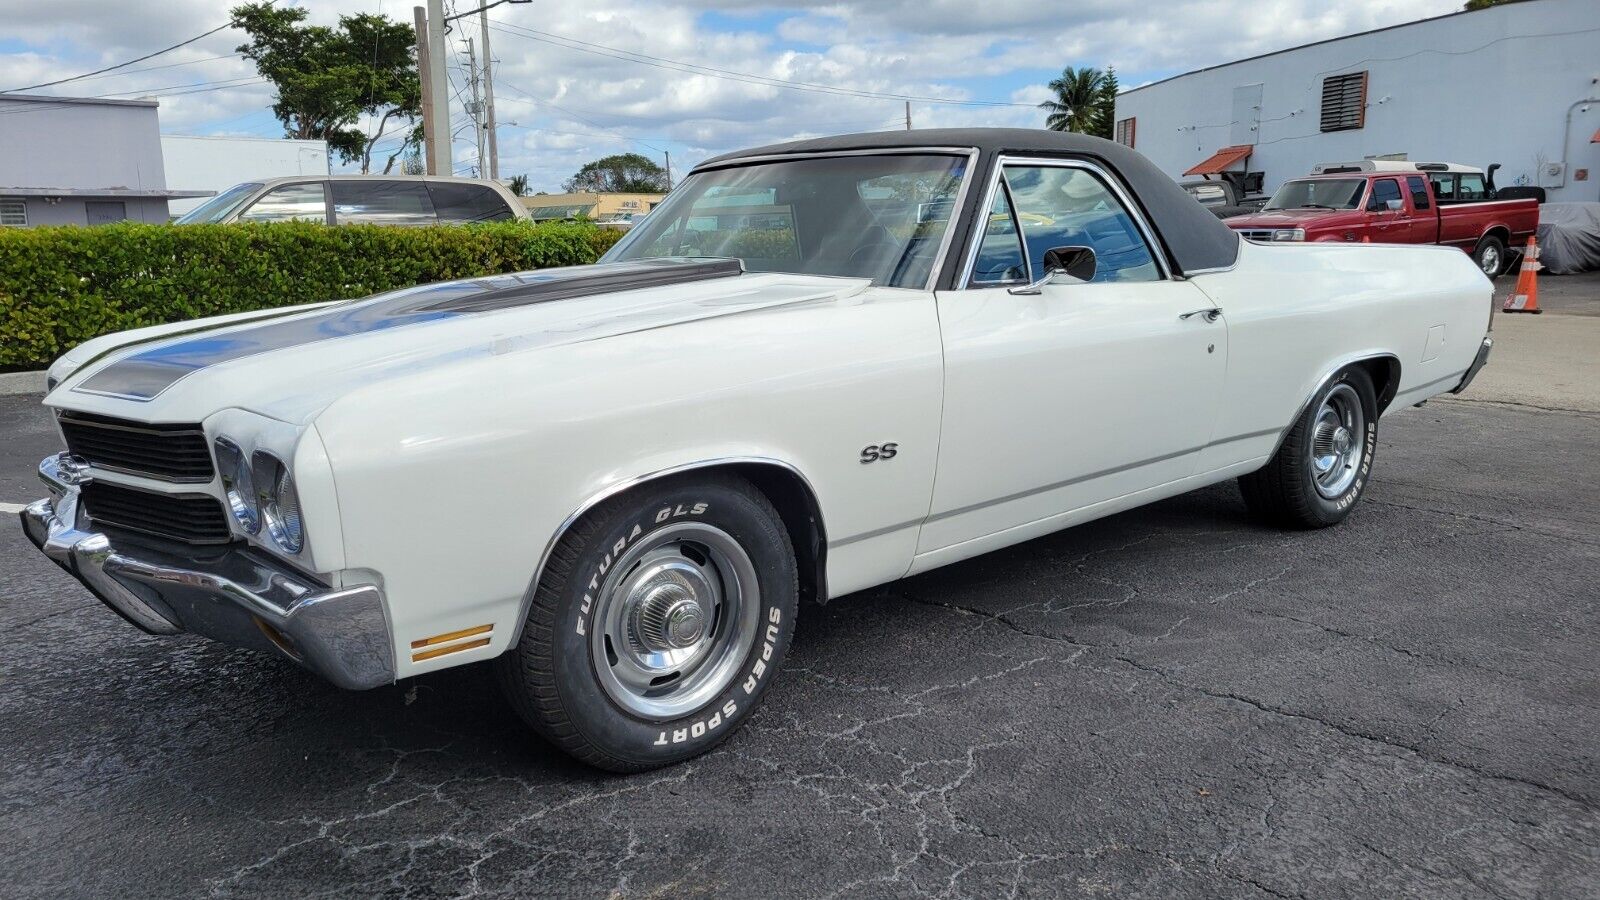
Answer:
[1039, 66, 1110, 134]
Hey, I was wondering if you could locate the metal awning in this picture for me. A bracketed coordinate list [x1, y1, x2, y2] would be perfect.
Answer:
[1185, 144, 1253, 176]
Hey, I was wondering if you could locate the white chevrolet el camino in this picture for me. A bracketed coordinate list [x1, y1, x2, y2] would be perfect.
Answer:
[22, 129, 1493, 771]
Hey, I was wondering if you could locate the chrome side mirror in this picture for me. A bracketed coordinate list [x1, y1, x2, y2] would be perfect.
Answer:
[1008, 246, 1097, 295]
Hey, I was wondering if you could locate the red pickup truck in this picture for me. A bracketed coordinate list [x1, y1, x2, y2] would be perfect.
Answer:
[1224, 163, 1538, 276]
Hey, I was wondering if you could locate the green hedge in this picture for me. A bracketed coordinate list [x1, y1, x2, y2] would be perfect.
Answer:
[0, 221, 626, 370]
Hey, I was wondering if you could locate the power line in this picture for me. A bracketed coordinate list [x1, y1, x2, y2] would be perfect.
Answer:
[0, 76, 268, 119]
[45, 54, 241, 87]
[486, 20, 1035, 108]
[2, 22, 235, 93]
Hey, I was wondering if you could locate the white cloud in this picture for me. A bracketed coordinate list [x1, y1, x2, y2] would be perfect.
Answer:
[1, 0, 1461, 191]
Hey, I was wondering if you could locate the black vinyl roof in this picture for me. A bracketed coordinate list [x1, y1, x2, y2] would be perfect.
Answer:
[697, 128, 1241, 279]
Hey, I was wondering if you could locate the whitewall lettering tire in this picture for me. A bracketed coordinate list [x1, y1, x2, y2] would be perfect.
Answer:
[496, 473, 797, 771]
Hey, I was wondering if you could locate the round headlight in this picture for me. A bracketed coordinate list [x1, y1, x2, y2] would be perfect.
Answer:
[215, 439, 259, 534]
[263, 463, 304, 554]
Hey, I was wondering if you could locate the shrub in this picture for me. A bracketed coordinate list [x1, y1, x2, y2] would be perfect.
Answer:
[0, 221, 628, 370]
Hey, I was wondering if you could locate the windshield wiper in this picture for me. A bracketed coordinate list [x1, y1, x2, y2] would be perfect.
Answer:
[1296, 204, 1334, 210]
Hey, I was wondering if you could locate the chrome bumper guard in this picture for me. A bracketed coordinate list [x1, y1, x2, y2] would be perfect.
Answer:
[1451, 336, 1493, 394]
[19, 453, 395, 690]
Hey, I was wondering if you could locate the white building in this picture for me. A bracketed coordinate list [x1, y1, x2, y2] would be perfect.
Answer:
[1114, 0, 1600, 202]
[0, 94, 212, 226]
[161, 135, 330, 216]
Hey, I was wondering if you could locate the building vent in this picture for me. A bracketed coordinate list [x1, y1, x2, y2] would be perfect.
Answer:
[1114, 117, 1136, 148]
[0, 198, 25, 226]
[1320, 72, 1368, 132]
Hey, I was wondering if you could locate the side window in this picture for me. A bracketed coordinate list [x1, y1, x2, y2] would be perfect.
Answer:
[969, 184, 1027, 284]
[1456, 174, 1488, 201]
[1429, 173, 1456, 202]
[1002, 165, 1160, 283]
[1369, 178, 1402, 210]
[331, 180, 437, 226]
[238, 183, 328, 223]
[1406, 175, 1431, 210]
[427, 183, 515, 222]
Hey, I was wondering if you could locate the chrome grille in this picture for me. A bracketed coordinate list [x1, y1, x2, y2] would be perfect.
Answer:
[80, 482, 233, 545]
[1235, 229, 1275, 242]
[58, 412, 214, 483]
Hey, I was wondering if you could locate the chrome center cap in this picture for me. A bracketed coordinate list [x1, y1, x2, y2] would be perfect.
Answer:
[1332, 427, 1352, 454]
[631, 579, 707, 652]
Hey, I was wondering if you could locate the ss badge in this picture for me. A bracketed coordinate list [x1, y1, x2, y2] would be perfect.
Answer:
[860, 443, 899, 464]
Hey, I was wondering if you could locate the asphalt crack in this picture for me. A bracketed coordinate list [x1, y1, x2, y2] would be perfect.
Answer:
[888, 590, 1599, 816]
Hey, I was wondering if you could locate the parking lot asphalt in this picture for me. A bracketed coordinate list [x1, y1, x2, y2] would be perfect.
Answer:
[3, 369, 1599, 898]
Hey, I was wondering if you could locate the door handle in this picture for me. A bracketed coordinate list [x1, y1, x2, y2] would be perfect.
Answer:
[1179, 308, 1223, 322]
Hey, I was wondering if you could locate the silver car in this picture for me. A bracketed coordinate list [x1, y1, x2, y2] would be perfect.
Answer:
[175, 175, 528, 226]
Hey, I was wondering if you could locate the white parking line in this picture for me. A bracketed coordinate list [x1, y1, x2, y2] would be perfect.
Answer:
[0, 502, 28, 514]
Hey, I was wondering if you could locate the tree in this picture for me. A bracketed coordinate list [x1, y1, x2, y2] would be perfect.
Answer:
[1038, 66, 1112, 135]
[563, 154, 669, 193]
[231, 3, 421, 172]
[1094, 67, 1119, 140]
[507, 174, 530, 196]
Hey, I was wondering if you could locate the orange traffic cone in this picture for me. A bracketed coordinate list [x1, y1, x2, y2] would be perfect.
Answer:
[1503, 237, 1542, 314]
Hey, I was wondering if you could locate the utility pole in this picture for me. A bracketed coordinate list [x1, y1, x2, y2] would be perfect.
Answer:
[425, 0, 451, 174]
[663, 151, 671, 190]
[905, 101, 912, 131]
[463, 36, 485, 177]
[478, 7, 499, 180]
[413, 7, 437, 174]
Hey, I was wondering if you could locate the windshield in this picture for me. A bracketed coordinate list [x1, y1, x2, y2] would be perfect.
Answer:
[175, 182, 262, 224]
[1264, 178, 1365, 211]
[602, 154, 967, 289]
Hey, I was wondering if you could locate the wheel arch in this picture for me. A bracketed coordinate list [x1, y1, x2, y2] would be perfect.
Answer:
[1269, 352, 1402, 459]
[522, 457, 830, 639]
[1355, 354, 1402, 415]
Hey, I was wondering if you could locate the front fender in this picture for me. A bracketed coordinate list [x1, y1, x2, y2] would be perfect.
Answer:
[311, 287, 943, 678]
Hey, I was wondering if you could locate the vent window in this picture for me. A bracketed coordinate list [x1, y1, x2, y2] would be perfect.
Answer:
[0, 197, 25, 226]
[1320, 72, 1368, 132]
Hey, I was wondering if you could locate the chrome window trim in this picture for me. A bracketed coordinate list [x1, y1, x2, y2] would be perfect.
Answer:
[968, 171, 1031, 287]
[956, 155, 1172, 288]
[689, 146, 980, 173]
[668, 146, 981, 293]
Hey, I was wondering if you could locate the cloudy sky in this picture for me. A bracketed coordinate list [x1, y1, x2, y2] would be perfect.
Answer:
[0, 0, 1461, 192]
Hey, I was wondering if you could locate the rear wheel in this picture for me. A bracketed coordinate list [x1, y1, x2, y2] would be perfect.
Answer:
[496, 473, 797, 772]
[1472, 234, 1506, 278]
[1239, 366, 1378, 529]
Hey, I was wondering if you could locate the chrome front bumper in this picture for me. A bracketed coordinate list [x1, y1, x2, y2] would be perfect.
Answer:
[19, 453, 395, 690]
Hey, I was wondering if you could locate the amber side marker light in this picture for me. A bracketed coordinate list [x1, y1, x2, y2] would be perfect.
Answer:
[410, 624, 494, 662]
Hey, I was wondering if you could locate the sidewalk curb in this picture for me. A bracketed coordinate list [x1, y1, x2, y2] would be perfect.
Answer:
[0, 370, 46, 397]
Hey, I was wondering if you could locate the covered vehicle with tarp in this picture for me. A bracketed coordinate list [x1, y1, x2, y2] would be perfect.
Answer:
[1536, 203, 1600, 274]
